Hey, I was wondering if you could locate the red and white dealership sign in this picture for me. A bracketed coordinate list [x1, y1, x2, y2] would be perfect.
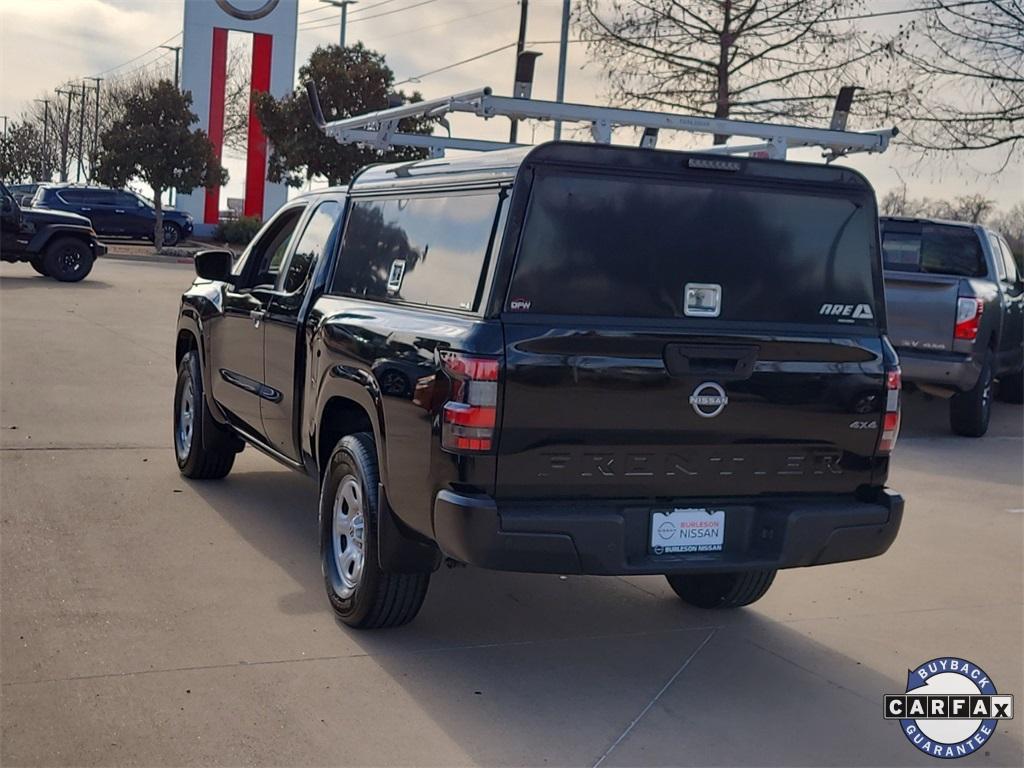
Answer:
[179, 0, 298, 229]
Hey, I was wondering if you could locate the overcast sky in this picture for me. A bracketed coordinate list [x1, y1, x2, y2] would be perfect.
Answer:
[0, 0, 1020, 210]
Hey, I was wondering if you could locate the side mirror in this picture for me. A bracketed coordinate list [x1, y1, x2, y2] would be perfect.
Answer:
[194, 249, 235, 283]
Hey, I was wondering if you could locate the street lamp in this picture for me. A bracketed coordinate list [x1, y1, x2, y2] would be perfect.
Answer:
[319, 0, 357, 48]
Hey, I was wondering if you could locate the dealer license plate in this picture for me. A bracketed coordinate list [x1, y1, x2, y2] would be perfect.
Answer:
[650, 508, 725, 554]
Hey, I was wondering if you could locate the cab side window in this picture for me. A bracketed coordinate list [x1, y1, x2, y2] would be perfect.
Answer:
[234, 206, 305, 289]
[279, 201, 343, 295]
[331, 192, 503, 312]
[988, 234, 1007, 281]
[999, 239, 1020, 285]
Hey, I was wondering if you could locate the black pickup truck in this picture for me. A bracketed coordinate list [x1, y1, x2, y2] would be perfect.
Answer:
[881, 217, 1024, 436]
[174, 143, 905, 629]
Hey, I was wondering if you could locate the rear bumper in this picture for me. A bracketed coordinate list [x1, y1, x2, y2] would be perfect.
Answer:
[433, 489, 904, 575]
[897, 349, 979, 392]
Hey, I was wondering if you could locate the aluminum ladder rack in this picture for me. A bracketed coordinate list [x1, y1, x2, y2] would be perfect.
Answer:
[305, 83, 897, 161]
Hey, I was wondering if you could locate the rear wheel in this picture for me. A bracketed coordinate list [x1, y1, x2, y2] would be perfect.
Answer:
[320, 432, 429, 629]
[174, 351, 237, 479]
[666, 570, 777, 609]
[29, 256, 48, 276]
[43, 237, 93, 282]
[950, 356, 993, 437]
[997, 368, 1023, 404]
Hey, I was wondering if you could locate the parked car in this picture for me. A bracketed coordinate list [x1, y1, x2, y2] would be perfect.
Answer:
[1, 180, 106, 281]
[32, 184, 193, 246]
[881, 217, 1024, 436]
[174, 144, 904, 629]
[7, 183, 40, 206]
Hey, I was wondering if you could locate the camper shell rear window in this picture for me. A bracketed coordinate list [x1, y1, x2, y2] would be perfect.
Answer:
[506, 169, 880, 326]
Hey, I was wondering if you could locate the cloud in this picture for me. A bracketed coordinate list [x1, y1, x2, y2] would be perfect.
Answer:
[1, 0, 1018, 209]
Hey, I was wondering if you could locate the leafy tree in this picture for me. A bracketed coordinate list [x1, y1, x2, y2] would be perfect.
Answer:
[256, 44, 433, 186]
[94, 80, 226, 249]
[0, 121, 46, 182]
[574, 0, 908, 143]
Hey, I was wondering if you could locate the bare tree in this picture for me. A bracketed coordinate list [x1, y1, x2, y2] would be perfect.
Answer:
[574, 0, 907, 143]
[19, 44, 252, 183]
[224, 40, 255, 155]
[896, 1, 1023, 156]
[878, 189, 997, 223]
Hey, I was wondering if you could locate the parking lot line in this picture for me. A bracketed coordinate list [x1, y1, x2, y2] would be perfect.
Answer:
[592, 628, 717, 768]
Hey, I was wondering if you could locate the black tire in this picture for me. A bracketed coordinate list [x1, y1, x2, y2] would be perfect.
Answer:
[161, 222, 182, 247]
[320, 432, 429, 629]
[43, 236, 93, 282]
[997, 368, 1024, 404]
[174, 351, 237, 479]
[950, 355, 994, 437]
[29, 256, 48, 276]
[666, 570, 777, 609]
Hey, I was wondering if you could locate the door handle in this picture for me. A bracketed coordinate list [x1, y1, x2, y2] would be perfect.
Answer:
[250, 309, 266, 328]
[115, 209, 125, 213]
[80, 207, 91, 211]
[663, 344, 760, 381]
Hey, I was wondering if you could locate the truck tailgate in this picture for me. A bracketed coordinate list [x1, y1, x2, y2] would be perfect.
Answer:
[883, 272, 958, 352]
[496, 326, 887, 499]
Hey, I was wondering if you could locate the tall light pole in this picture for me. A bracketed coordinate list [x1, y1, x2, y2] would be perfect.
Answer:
[319, 0, 357, 48]
[554, 0, 570, 141]
[34, 99, 51, 180]
[86, 77, 102, 182]
[160, 45, 182, 87]
[75, 81, 88, 182]
[56, 87, 76, 182]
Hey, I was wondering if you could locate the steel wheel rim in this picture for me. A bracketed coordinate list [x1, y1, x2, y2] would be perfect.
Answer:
[332, 474, 366, 599]
[59, 245, 82, 275]
[175, 380, 195, 460]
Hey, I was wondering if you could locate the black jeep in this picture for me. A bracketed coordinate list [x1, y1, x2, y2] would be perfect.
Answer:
[174, 143, 905, 629]
[1, 181, 107, 281]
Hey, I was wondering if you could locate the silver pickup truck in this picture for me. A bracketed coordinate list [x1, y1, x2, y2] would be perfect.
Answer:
[880, 217, 1024, 436]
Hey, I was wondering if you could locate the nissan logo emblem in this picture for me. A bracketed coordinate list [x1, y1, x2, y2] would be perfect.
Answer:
[215, 0, 280, 21]
[689, 382, 728, 418]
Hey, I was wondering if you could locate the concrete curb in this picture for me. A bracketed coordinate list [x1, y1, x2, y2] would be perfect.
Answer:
[102, 252, 194, 265]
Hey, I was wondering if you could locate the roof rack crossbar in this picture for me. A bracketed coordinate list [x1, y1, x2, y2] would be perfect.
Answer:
[307, 83, 896, 161]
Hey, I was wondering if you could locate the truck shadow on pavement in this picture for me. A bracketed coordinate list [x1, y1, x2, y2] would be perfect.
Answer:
[188, 466, 1023, 766]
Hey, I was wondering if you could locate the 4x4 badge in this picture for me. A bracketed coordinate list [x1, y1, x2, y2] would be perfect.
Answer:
[689, 382, 728, 418]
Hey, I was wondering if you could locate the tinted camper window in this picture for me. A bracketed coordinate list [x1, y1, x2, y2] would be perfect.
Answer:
[332, 193, 501, 312]
[508, 170, 879, 325]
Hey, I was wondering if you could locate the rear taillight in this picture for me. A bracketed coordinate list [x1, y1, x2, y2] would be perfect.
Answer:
[954, 298, 984, 341]
[440, 352, 499, 453]
[878, 368, 901, 455]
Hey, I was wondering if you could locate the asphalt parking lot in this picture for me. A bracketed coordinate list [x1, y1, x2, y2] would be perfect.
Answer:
[1, 259, 1022, 767]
